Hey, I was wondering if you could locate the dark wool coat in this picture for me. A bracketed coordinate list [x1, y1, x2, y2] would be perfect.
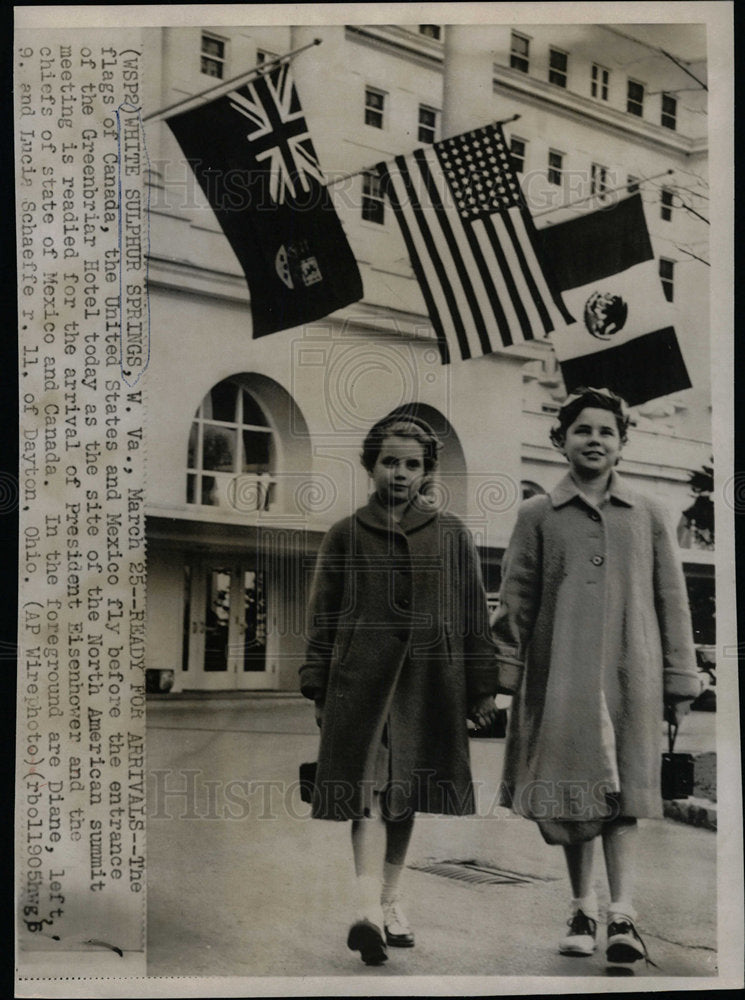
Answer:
[300, 495, 498, 821]
[493, 472, 702, 823]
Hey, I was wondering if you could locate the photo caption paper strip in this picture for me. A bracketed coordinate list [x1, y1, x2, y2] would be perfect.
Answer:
[16, 25, 148, 978]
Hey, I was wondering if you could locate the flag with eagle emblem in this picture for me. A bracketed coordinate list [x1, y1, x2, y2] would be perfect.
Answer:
[167, 62, 363, 336]
[538, 194, 691, 406]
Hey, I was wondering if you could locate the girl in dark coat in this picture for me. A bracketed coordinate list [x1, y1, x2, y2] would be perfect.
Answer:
[493, 387, 702, 967]
[300, 413, 498, 966]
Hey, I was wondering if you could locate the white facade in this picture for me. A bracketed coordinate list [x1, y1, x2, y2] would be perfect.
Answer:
[141, 24, 713, 693]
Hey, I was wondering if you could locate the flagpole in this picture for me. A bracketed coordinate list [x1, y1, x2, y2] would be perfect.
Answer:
[532, 168, 674, 220]
[676, 246, 711, 266]
[143, 38, 323, 123]
[322, 114, 522, 188]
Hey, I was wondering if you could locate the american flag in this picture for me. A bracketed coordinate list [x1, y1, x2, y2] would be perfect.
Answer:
[377, 123, 573, 362]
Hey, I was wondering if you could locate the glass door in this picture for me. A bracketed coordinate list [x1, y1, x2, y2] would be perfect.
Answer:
[185, 558, 273, 690]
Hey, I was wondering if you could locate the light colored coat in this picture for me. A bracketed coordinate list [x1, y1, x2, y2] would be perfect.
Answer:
[494, 472, 701, 821]
[300, 494, 498, 821]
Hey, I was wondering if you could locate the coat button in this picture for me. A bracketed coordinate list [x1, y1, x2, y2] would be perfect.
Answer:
[591, 555, 604, 566]
[589, 511, 601, 521]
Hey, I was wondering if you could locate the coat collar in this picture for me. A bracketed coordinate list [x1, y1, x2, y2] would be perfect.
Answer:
[355, 492, 439, 534]
[550, 471, 635, 509]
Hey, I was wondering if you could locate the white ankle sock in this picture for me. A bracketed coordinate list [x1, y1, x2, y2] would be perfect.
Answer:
[571, 892, 599, 921]
[608, 901, 637, 923]
[355, 874, 384, 925]
[381, 861, 405, 906]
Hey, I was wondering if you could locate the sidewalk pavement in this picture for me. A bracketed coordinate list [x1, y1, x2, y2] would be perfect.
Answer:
[146, 696, 717, 981]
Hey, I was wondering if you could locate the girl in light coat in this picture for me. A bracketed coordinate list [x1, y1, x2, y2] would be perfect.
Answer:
[494, 387, 702, 967]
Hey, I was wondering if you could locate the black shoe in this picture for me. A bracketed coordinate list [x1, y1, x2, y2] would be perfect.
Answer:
[558, 909, 597, 956]
[606, 918, 656, 966]
[347, 919, 388, 966]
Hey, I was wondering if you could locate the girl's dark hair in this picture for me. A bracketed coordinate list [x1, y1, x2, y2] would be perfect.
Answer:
[550, 387, 631, 448]
[361, 414, 442, 474]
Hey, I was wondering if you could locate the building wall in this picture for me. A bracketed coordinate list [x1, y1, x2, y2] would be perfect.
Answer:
[143, 23, 713, 692]
[146, 553, 185, 676]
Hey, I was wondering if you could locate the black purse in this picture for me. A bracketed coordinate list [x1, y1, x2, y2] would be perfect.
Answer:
[299, 761, 317, 804]
[468, 708, 507, 739]
[661, 721, 694, 800]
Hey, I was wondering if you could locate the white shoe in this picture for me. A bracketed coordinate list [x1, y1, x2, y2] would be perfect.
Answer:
[558, 909, 598, 956]
[382, 899, 415, 947]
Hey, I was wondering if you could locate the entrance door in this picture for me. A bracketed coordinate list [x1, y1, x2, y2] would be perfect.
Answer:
[185, 558, 274, 690]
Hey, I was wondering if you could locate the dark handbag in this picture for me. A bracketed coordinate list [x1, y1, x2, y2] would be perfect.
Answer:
[469, 708, 507, 739]
[661, 721, 694, 800]
[299, 761, 317, 804]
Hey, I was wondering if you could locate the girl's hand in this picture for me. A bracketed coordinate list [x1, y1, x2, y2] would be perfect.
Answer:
[314, 698, 325, 729]
[469, 694, 498, 729]
[664, 699, 691, 727]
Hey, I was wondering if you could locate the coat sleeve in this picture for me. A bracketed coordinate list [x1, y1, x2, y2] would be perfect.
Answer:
[650, 502, 703, 703]
[491, 499, 543, 694]
[299, 524, 347, 702]
[459, 524, 500, 704]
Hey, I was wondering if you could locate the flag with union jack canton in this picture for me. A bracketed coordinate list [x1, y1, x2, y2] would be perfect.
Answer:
[377, 123, 573, 363]
[167, 63, 363, 337]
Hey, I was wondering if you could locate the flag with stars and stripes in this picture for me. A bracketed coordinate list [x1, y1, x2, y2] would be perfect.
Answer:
[167, 62, 363, 337]
[376, 122, 573, 363]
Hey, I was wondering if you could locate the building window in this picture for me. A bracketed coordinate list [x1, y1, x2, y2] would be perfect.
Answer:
[627, 79, 645, 117]
[661, 188, 674, 221]
[549, 48, 568, 88]
[590, 162, 608, 196]
[187, 379, 276, 510]
[256, 49, 278, 70]
[418, 25, 441, 40]
[627, 175, 640, 194]
[659, 258, 675, 302]
[510, 136, 527, 174]
[362, 172, 385, 224]
[547, 149, 563, 185]
[418, 105, 438, 144]
[201, 34, 226, 78]
[591, 63, 609, 100]
[364, 87, 386, 129]
[510, 32, 530, 73]
[661, 92, 678, 130]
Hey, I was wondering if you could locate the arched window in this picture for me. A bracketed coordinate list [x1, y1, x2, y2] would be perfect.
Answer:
[187, 378, 276, 510]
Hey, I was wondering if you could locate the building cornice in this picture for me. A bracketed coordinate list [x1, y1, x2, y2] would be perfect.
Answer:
[339, 27, 707, 160]
[145, 512, 326, 548]
[493, 65, 707, 158]
[344, 25, 444, 69]
[148, 254, 250, 304]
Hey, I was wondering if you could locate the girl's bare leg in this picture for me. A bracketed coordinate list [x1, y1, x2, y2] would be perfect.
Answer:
[382, 815, 415, 903]
[602, 819, 638, 919]
[562, 840, 599, 919]
[351, 813, 387, 925]
[563, 841, 595, 898]
[384, 815, 415, 865]
[381, 815, 416, 944]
